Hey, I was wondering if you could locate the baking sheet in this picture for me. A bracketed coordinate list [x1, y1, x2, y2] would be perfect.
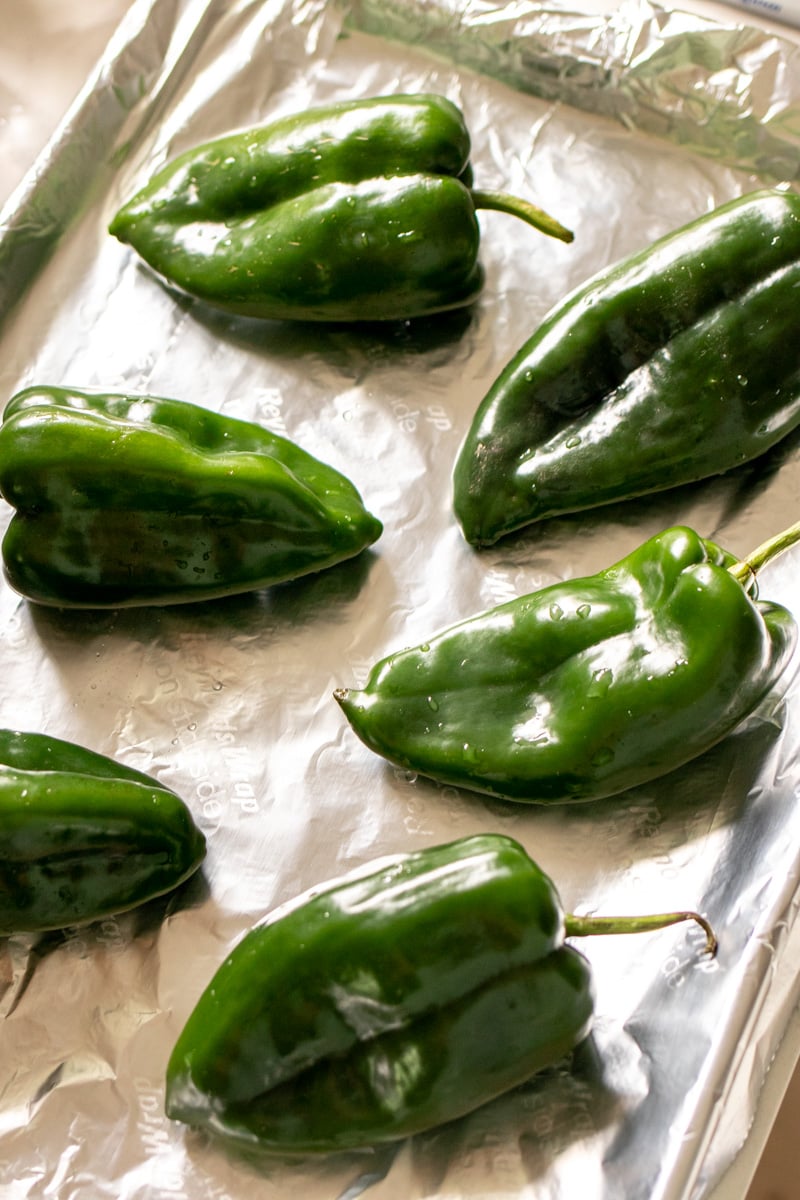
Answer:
[1, 1, 800, 1197]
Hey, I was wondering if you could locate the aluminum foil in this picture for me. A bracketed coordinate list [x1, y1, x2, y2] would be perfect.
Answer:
[1, 1, 800, 1197]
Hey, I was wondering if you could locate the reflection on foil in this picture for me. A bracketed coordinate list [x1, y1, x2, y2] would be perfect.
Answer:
[347, 0, 800, 182]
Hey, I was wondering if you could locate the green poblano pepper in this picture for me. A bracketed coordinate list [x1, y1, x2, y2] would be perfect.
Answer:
[0, 386, 382, 608]
[0, 729, 205, 934]
[453, 189, 800, 546]
[108, 93, 572, 323]
[335, 524, 798, 804]
[165, 833, 713, 1153]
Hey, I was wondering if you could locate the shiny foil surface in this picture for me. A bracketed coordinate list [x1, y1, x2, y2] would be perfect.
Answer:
[1, 1, 800, 1197]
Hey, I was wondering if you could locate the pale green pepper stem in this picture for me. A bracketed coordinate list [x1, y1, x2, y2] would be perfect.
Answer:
[471, 189, 574, 244]
[565, 910, 717, 957]
[728, 518, 800, 586]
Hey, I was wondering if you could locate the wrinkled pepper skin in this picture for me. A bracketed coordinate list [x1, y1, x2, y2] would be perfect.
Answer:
[336, 527, 796, 804]
[0, 729, 205, 934]
[0, 386, 382, 608]
[165, 833, 593, 1153]
[454, 189, 800, 545]
[108, 94, 569, 323]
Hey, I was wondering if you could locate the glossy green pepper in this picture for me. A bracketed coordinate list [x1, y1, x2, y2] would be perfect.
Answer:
[108, 93, 572, 323]
[335, 523, 797, 804]
[0, 385, 382, 608]
[0, 729, 205, 934]
[453, 189, 800, 546]
[165, 832, 713, 1153]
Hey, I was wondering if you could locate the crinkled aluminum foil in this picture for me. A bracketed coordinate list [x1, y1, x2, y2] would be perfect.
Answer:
[1, 1, 800, 1197]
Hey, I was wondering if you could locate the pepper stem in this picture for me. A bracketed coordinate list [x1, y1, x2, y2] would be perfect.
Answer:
[471, 189, 574, 244]
[565, 910, 717, 957]
[728, 518, 800, 586]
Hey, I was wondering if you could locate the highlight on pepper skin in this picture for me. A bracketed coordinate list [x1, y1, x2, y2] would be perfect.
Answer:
[163, 832, 714, 1154]
[0, 728, 206, 935]
[453, 188, 800, 546]
[108, 93, 573, 324]
[335, 524, 797, 805]
[0, 385, 383, 608]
